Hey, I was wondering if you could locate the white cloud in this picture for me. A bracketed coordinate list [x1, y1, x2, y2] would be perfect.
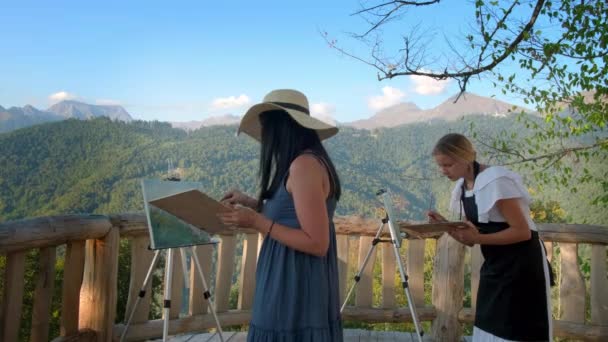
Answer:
[211, 94, 250, 110]
[48, 91, 77, 104]
[368, 86, 406, 111]
[96, 99, 122, 106]
[310, 102, 336, 125]
[410, 73, 451, 95]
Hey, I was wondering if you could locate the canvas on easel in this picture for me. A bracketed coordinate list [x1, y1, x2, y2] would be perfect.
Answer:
[141, 179, 229, 249]
[123, 179, 226, 342]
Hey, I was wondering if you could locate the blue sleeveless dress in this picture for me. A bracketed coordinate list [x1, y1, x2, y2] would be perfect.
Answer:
[247, 173, 343, 341]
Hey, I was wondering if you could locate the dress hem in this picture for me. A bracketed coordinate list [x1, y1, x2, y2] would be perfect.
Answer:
[247, 319, 343, 341]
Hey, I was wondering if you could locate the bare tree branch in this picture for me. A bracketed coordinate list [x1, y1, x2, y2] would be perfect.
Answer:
[352, 1, 440, 38]
[474, 135, 527, 161]
[383, 0, 545, 87]
[501, 139, 607, 166]
[476, 1, 519, 68]
[320, 30, 388, 77]
[337, 0, 546, 99]
[352, 0, 440, 16]
[356, 5, 403, 38]
[401, 174, 441, 181]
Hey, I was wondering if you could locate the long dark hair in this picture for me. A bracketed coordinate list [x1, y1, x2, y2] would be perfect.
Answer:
[257, 110, 341, 209]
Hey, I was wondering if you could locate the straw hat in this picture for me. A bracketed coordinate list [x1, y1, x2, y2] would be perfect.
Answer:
[237, 89, 338, 141]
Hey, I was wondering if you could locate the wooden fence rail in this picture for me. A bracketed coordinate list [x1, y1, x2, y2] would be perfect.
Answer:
[1, 214, 607, 342]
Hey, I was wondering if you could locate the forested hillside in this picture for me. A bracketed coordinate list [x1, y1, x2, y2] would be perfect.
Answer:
[1, 116, 605, 224]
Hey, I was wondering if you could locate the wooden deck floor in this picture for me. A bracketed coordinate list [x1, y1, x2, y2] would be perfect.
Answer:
[157, 329, 473, 341]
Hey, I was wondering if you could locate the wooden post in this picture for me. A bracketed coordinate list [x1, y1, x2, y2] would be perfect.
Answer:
[431, 234, 465, 342]
[336, 234, 350, 305]
[125, 236, 154, 324]
[167, 249, 184, 319]
[590, 245, 608, 325]
[78, 228, 119, 342]
[560, 243, 585, 322]
[381, 243, 396, 308]
[238, 233, 258, 310]
[189, 244, 213, 315]
[31, 247, 57, 342]
[356, 236, 377, 307]
[61, 241, 85, 337]
[406, 240, 426, 306]
[215, 235, 236, 312]
[1, 250, 26, 342]
[79, 240, 94, 328]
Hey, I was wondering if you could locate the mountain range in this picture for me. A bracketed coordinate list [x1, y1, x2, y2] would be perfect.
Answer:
[0, 105, 65, 133]
[48, 100, 132, 121]
[170, 114, 241, 131]
[0, 100, 132, 133]
[348, 93, 526, 129]
[0, 92, 529, 134]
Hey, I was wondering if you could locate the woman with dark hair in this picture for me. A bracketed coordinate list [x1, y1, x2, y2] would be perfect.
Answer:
[427, 133, 553, 342]
[218, 89, 343, 341]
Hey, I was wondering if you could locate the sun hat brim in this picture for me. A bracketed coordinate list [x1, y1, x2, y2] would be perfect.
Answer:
[237, 102, 338, 142]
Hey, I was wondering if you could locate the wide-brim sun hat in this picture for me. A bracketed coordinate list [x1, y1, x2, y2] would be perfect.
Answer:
[237, 89, 338, 141]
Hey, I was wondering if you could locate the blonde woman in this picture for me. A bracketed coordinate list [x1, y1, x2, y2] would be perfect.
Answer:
[428, 133, 553, 342]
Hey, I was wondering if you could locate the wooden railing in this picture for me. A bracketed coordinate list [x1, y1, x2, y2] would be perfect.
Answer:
[1, 214, 607, 342]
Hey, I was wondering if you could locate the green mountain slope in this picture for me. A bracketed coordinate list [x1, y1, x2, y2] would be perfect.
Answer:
[1, 116, 605, 224]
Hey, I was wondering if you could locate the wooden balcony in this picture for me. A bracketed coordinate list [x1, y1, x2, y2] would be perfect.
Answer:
[1, 214, 607, 341]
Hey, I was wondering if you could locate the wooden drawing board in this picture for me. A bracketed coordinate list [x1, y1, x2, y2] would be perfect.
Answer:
[150, 189, 233, 235]
[401, 221, 468, 239]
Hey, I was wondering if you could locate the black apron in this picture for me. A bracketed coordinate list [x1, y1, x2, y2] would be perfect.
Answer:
[461, 184, 551, 341]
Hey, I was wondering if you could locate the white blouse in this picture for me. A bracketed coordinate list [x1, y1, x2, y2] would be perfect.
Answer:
[449, 166, 537, 231]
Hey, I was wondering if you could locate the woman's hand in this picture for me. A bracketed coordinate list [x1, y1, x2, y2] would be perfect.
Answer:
[220, 189, 256, 208]
[426, 210, 447, 223]
[217, 205, 268, 232]
[448, 220, 479, 247]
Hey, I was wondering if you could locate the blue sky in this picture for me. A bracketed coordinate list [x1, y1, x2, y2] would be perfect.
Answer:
[0, 1, 529, 123]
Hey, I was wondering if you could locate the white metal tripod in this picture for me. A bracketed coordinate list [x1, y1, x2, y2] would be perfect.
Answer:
[340, 189, 424, 342]
[120, 247, 224, 342]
